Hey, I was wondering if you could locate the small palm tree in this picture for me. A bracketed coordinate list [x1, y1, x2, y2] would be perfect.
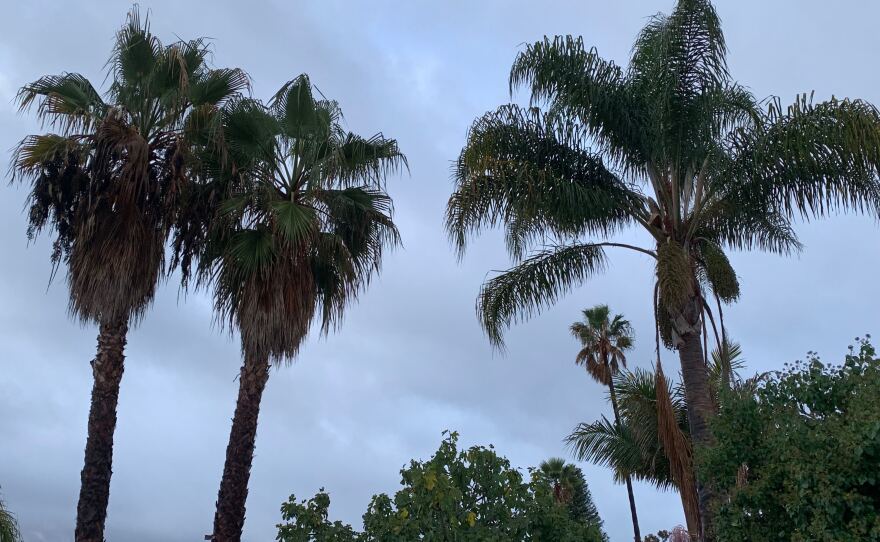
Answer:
[446, 0, 880, 534]
[11, 10, 247, 541]
[568, 368, 695, 534]
[570, 305, 640, 541]
[537, 457, 580, 505]
[535, 458, 603, 533]
[568, 340, 747, 538]
[177, 75, 405, 542]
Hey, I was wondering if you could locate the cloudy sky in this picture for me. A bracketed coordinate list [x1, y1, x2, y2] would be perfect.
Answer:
[2, 1, 879, 540]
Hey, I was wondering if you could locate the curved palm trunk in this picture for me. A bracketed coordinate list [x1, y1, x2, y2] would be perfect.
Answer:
[608, 379, 641, 542]
[211, 351, 271, 542]
[674, 296, 716, 541]
[75, 317, 128, 542]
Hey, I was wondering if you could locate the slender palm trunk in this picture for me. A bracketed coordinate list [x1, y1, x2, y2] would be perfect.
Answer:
[675, 297, 716, 541]
[75, 317, 128, 542]
[211, 351, 271, 542]
[608, 377, 641, 542]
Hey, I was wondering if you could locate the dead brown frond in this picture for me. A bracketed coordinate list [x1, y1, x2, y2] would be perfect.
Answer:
[656, 361, 702, 537]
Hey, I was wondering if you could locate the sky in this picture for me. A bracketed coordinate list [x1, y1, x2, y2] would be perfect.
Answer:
[1, 1, 879, 540]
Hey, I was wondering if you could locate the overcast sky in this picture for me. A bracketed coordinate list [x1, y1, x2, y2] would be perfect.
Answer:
[2, 1, 880, 540]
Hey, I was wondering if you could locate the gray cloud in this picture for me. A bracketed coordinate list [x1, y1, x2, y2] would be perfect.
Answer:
[1, 1, 879, 540]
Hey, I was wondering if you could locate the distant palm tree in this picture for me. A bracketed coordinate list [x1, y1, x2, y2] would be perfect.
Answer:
[176, 75, 405, 542]
[570, 305, 640, 542]
[535, 458, 604, 533]
[11, 10, 247, 541]
[0, 492, 21, 542]
[537, 457, 580, 505]
[446, 0, 880, 534]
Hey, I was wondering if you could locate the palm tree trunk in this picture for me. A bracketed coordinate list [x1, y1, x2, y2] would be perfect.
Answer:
[675, 298, 716, 541]
[608, 379, 641, 542]
[75, 317, 128, 542]
[211, 350, 271, 542]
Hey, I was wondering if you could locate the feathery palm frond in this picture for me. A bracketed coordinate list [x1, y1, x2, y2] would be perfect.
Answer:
[0, 494, 21, 542]
[447, 105, 641, 260]
[479, 244, 607, 348]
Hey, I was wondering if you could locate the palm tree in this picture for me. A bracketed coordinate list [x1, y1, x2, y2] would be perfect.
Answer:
[536, 457, 580, 505]
[11, 10, 247, 541]
[568, 368, 696, 535]
[445, 0, 880, 535]
[176, 75, 405, 542]
[0, 492, 21, 542]
[570, 305, 641, 541]
[568, 341, 748, 537]
[535, 458, 603, 531]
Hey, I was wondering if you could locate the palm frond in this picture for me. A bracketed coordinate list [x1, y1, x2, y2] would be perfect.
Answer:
[189, 67, 251, 107]
[478, 243, 607, 347]
[271, 74, 322, 139]
[109, 6, 162, 89]
[718, 95, 880, 220]
[566, 417, 675, 490]
[694, 196, 803, 255]
[447, 105, 640, 259]
[322, 133, 407, 188]
[16, 73, 106, 133]
[510, 36, 645, 171]
[629, 0, 728, 169]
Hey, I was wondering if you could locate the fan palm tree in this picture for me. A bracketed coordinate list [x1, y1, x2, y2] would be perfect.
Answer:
[445, 0, 880, 534]
[176, 75, 405, 542]
[570, 305, 641, 541]
[11, 10, 247, 541]
[535, 458, 603, 532]
[536, 457, 581, 505]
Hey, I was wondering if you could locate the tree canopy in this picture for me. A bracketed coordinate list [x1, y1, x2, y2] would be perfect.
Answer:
[701, 338, 880, 540]
[276, 433, 606, 541]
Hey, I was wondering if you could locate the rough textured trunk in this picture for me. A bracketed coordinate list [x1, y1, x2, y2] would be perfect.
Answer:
[608, 379, 641, 542]
[75, 317, 129, 542]
[675, 298, 716, 541]
[211, 351, 271, 542]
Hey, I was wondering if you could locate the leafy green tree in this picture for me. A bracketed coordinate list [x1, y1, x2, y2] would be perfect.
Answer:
[701, 338, 880, 541]
[176, 75, 405, 542]
[445, 0, 880, 533]
[570, 305, 640, 540]
[361, 432, 532, 540]
[0, 491, 22, 542]
[276, 433, 606, 541]
[11, 10, 247, 541]
[276, 491, 360, 542]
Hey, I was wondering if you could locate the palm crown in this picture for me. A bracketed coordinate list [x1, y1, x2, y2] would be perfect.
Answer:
[179, 74, 406, 361]
[446, 0, 880, 348]
[12, 8, 248, 324]
[571, 305, 634, 386]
